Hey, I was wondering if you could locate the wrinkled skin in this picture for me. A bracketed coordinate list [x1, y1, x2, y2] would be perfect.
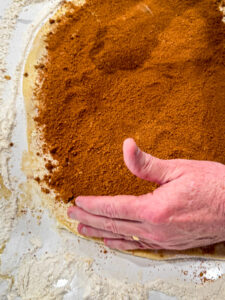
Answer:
[68, 138, 225, 251]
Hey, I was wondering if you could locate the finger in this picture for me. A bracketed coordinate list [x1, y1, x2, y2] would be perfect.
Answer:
[75, 188, 172, 225]
[104, 239, 162, 251]
[68, 206, 169, 243]
[104, 238, 145, 250]
[123, 138, 180, 184]
[76, 194, 148, 221]
[68, 206, 144, 237]
[78, 223, 162, 249]
[78, 223, 133, 240]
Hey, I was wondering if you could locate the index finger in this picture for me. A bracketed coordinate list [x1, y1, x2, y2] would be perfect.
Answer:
[75, 194, 152, 221]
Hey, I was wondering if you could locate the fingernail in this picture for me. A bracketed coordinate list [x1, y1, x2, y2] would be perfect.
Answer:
[68, 212, 74, 219]
[75, 198, 81, 207]
[78, 224, 86, 235]
[77, 223, 83, 233]
[67, 207, 75, 219]
[135, 146, 140, 156]
[81, 226, 86, 235]
[103, 238, 108, 246]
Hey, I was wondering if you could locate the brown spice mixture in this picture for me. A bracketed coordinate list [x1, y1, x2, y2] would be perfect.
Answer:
[34, 0, 225, 203]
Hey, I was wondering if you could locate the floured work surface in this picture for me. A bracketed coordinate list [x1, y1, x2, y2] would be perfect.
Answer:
[23, 0, 225, 260]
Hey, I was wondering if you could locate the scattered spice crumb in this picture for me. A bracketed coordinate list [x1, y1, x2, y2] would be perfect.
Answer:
[49, 18, 55, 24]
[24, 72, 29, 77]
[41, 187, 50, 194]
[4, 75, 11, 80]
[199, 271, 205, 277]
[34, 63, 45, 69]
[34, 176, 40, 183]
[45, 161, 55, 172]
[43, 174, 50, 181]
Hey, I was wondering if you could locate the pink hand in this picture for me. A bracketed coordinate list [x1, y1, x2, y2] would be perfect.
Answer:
[68, 138, 225, 251]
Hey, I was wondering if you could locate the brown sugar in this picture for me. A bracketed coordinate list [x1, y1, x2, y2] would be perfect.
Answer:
[34, 0, 225, 203]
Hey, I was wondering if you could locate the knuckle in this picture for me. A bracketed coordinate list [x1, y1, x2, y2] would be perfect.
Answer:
[142, 232, 164, 244]
[150, 215, 164, 225]
[104, 219, 118, 234]
[103, 202, 116, 218]
[142, 155, 154, 174]
[152, 235, 165, 243]
[148, 207, 170, 225]
[141, 232, 153, 242]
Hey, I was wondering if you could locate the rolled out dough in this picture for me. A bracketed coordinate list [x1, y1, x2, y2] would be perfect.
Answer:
[23, 1, 225, 260]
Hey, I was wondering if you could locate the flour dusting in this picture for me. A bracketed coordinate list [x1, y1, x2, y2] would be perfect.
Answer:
[1, 1, 225, 300]
[0, 0, 62, 271]
[14, 249, 225, 300]
[15, 252, 148, 300]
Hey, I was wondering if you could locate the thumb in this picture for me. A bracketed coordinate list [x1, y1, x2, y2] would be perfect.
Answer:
[123, 138, 178, 185]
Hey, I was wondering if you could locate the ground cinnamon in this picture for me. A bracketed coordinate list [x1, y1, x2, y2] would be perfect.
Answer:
[34, 0, 225, 203]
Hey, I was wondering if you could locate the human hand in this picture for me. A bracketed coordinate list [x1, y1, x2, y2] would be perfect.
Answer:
[67, 138, 225, 251]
